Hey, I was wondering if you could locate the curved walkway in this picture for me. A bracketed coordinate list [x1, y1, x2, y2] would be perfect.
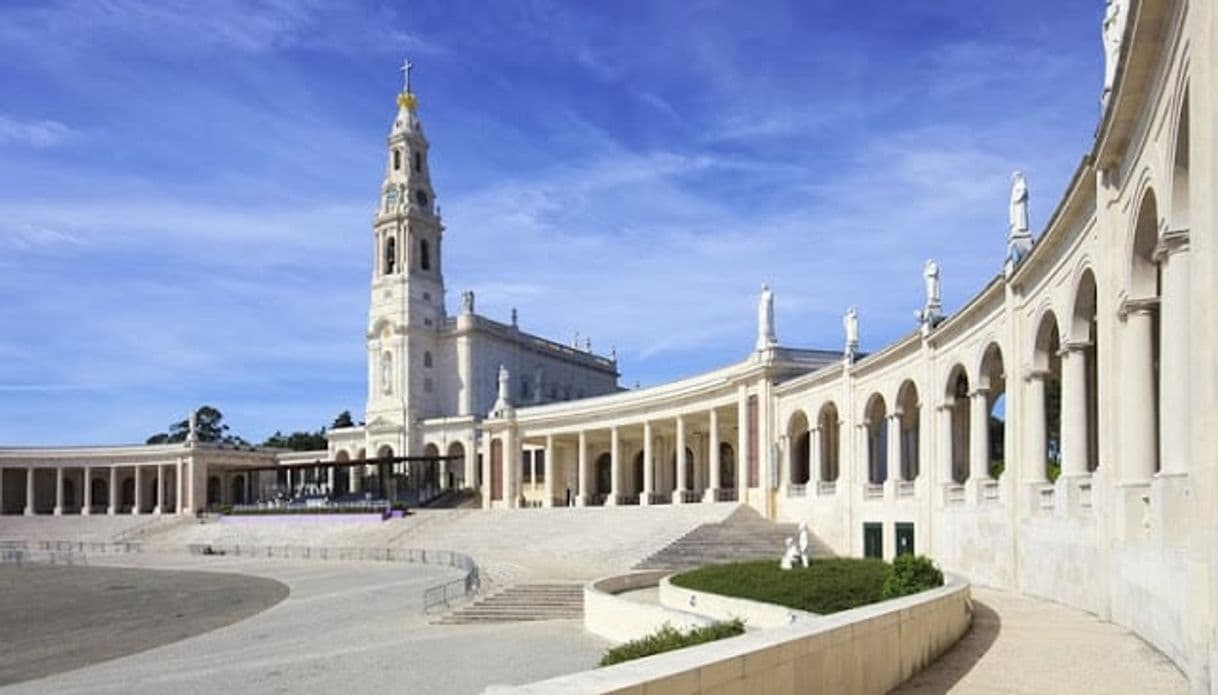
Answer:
[893, 587, 1187, 694]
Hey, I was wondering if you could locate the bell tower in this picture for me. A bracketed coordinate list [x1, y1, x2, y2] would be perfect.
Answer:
[365, 60, 447, 440]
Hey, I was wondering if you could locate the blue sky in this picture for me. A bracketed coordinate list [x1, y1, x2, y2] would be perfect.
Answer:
[0, 0, 1104, 445]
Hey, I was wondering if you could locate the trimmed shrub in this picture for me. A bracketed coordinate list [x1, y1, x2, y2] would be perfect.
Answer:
[599, 619, 745, 666]
[880, 554, 944, 600]
[670, 558, 891, 615]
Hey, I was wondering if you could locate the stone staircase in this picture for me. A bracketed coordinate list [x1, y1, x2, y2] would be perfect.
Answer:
[433, 583, 583, 625]
[633, 506, 834, 571]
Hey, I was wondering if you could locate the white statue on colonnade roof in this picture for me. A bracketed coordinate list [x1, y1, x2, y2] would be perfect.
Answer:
[1102, 0, 1128, 106]
[843, 306, 859, 362]
[756, 283, 777, 351]
[1006, 170, 1034, 277]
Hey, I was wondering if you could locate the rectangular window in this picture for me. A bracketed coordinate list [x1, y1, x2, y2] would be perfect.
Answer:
[535, 449, 546, 483]
[522, 450, 532, 484]
[863, 522, 883, 559]
[895, 522, 915, 557]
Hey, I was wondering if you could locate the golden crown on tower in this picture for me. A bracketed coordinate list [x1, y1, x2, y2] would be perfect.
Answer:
[397, 91, 417, 111]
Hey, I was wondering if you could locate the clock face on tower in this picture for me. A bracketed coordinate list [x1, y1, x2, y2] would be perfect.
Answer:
[415, 190, 428, 207]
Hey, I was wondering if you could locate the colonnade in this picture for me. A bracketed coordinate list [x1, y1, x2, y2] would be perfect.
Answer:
[0, 460, 192, 516]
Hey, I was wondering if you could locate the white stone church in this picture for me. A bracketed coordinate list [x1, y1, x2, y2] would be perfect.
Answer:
[2, 0, 1217, 689]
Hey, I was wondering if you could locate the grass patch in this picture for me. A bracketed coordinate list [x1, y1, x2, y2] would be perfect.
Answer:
[670, 558, 894, 614]
[599, 619, 745, 666]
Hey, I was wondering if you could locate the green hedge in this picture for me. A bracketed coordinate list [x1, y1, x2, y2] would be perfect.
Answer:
[599, 619, 745, 666]
[670, 556, 945, 615]
[881, 554, 944, 600]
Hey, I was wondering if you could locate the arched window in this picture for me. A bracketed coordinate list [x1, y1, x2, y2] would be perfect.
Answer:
[420, 238, 431, 270]
[414, 151, 422, 172]
[393, 149, 401, 171]
[423, 351, 433, 368]
[384, 236, 396, 274]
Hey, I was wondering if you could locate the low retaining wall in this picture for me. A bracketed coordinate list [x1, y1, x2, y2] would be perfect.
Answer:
[659, 574, 818, 629]
[585, 570, 714, 643]
[219, 513, 386, 524]
[488, 575, 971, 695]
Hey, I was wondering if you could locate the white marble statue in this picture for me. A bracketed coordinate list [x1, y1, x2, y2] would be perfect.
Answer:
[844, 306, 859, 359]
[187, 409, 199, 444]
[923, 259, 940, 309]
[780, 536, 800, 571]
[1009, 171, 1029, 236]
[756, 283, 777, 351]
[1103, 0, 1127, 104]
[798, 522, 811, 568]
[490, 364, 513, 416]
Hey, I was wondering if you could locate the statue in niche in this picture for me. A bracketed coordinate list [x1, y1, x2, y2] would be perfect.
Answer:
[756, 283, 776, 351]
[461, 290, 475, 315]
[1102, 0, 1127, 103]
[843, 306, 859, 358]
[798, 522, 811, 568]
[780, 537, 800, 570]
[381, 351, 393, 395]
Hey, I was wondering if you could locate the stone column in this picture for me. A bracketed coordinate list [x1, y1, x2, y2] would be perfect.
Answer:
[810, 426, 823, 485]
[1121, 306, 1157, 482]
[969, 388, 991, 483]
[674, 415, 687, 504]
[349, 461, 360, 494]
[176, 459, 184, 515]
[24, 465, 34, 516]
[576, 431, 588, 506]
[154, 465, 164, 514]
[1059, 344, 1090, 478]
[53, 466, 64, 516]
[1024, 373, 1048, 484]
[606, 426, 621, 506]
[543, 435, 555, 507]
[737, 390, 748, 494]
[642, 421, 654, 505]
[133, 466, 142, 515]
[108, 467, 117, 515]
[887, 414, 901, 484]
[938, 404, 955, 485]
[1157, 237, 1190, 475]
[327, 466, 336, 494]
[82, 466, 92, 515]
[706, 409, 720, 501]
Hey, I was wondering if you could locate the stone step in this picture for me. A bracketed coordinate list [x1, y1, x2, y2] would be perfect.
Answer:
[434, 582, 585, 625]
[633, 511, 835, 571]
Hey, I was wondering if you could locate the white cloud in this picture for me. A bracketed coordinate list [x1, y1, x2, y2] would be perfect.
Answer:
[0, 115, 74, 148]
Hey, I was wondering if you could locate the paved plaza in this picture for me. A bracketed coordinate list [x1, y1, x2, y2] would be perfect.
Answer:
[0, 554, 607, 694]
[893, 587, 1187, 694]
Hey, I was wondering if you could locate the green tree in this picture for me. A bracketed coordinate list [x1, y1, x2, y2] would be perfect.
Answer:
[331, 410, 355, 429]
[262, 429, 328, 451]
[146, 406, 246, 445]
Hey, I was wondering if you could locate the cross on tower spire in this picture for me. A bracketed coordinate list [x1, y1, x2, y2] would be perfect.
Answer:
[400, 58, 414, 93]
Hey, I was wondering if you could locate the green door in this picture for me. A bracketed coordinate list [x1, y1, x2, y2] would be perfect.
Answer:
[863, 522, 883, 559]
[895, 522, 915, 557]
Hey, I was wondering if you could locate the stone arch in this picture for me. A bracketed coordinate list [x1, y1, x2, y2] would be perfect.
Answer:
[944, 364, 970, 484]
[595, 453, 612, 502]
[1034, 311, 1063, 480]
[863, 393, 888, 485]
[419, 238, 431, 271]
[1170, 88, 1190, 232]
[719, 442, 736, 490]
[122, 476, 137, 510]
[205, 476, 220, 507]
[446, 441, 465, 489]
[90, 477, 107, 511]
[231, 475, 246, 505]
[1125, 187, 1162, 478]
[817, 402, 840, 482]
[786, 410, 811, 486]
[895, 380, 920, 481]
[979, 342, 1007, 479]
[384, 235, 397, 274]
[423, 443, 440, 457]
[376, 445, 394, 460]
[334, 449, 350, 462]
[1071, 268, 1100, 473]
